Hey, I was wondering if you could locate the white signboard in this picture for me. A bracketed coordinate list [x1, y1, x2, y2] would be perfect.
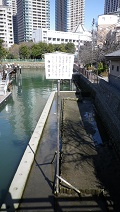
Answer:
[45, 51, 74, 79]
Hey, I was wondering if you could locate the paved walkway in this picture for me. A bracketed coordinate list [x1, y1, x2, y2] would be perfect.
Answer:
[17, 97, 57, 212]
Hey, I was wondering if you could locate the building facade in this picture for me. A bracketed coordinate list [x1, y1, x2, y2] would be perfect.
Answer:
[67, 0, 85, 32]
[55, 0, 67, 31]
[55, 0, 85, 32]
[104, 0, 120, 14]
[0, 0, 4, 5]
[32, 27, 92, 55]
[4, 0, 17, 15]
[5, 0, 18, 44]
[97, 14, 119, 46]
[0, 5, 14, 48]
[17, 0, 50, 43]
[106, 49, 120, 90]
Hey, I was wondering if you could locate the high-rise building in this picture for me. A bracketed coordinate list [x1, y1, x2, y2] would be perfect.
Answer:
[17, 0, 50, 43]
[0, 0, 4, 5]
[55, 0, 85, 32]
[55, 0, 67, 31]
[0, 5, 14, 48]
[5, 0, 18, 44]
[104, 0, 120, 14]
[67, 0, 85, 32]
[4, 0, 17, 15]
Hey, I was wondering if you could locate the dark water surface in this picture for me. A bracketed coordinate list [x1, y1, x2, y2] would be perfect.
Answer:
[0, 68, 72, 206]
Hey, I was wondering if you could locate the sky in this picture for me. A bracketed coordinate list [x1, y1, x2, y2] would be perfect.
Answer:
[50, 0, 105, 31]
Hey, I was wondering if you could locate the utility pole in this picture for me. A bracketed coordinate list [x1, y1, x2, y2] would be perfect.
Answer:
[92, 18, 95, 65]
[92, 18, 99, 83]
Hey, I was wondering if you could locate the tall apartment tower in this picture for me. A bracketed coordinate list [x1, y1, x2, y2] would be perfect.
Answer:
[55, 0, 85, 32]
[4, 0, 17, 14]
[55, 0, 67, 31]
[17, 0, 50, 43]
[0, 5, 14, 48]
[5, 0, 18, 44]
[104, 0, 120, 14]
[67, 0, 85, 32]
[0, 0, 4, 5]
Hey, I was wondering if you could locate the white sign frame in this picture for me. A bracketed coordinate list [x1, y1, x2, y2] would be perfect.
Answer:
[45, 51, 74, 79]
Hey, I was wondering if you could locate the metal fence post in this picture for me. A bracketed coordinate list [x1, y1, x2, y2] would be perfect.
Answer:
[56, 79, 60, 194]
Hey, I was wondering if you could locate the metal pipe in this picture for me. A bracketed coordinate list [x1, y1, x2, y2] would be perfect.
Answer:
[56, 175, 81, 194]
[56, 79, 60, 194]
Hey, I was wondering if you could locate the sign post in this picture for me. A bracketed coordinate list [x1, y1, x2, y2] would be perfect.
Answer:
[45, 51, 74, 194]
[56, 79, 60, 194]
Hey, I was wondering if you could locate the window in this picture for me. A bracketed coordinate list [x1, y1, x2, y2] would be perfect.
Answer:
[112, 65, 114, 70]
[117, 66, 119, 72]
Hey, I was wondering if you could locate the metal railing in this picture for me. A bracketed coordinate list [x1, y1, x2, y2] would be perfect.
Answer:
[1, 59, 44, 63]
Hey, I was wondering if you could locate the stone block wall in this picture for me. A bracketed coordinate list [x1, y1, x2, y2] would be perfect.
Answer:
[72, 73, 96, 96]
[98, 79, 120, 119]
[73, 74, 120, 157]
[94, 92, 120, 156]
[109, 74, 120, 91]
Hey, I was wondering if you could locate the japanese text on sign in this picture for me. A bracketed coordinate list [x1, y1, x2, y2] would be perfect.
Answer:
[45, 52, 74, 79]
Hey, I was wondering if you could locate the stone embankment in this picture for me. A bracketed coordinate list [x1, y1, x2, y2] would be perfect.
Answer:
[73, 73, 120, 157]
[1, 61, 45, 69]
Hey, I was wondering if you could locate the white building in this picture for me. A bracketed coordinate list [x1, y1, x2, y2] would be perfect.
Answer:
[0, 5, 14, 48]
[97, 14, 119, 46]
[67, 0, 85, 32]
[17, 0, 50, 43]
[4, 0, 18, 44]
[55, 0, 85, 32]
[4, 0, 17, 15]
[0, 0, 4, 5]
[106, 49, 120, 90]
[32, 25, 92, 55]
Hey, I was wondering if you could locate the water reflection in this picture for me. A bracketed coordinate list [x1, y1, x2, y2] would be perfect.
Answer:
[84, 111, 102, 145]
[0, 68, 72, 206]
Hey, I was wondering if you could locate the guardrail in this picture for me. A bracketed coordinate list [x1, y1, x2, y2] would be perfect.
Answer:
[73, 64, 107, 84]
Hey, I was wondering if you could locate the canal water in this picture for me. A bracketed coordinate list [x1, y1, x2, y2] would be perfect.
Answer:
[0, 68, 72, 206]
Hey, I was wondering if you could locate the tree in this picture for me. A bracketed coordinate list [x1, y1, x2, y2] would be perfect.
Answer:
[23, 41, 34, 59]
[7, 41, 77, 60]
[19, 44, 30, 59]
[53, 44, 66, 52]
[6, 53, 15, 59]
[65, 42, 75, 54]
[0, 39, 7, 61]
[47, 43, 54, 53]
[8, 44, 19, 59]
[31, 43, 43, 59]
[80, 42, 93, 65]
[40, 42, 48, 54]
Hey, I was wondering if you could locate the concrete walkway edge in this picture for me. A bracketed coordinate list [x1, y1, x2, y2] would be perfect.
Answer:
[0, 92, 12, 105]
[1, 91, 55, 210]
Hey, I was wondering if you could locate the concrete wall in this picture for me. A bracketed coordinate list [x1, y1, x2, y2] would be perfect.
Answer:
[73, 74, 120, 157]
[109, 74, 120, 91]
[73, 73, 96, 97]
[95, 80, 120, 156]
